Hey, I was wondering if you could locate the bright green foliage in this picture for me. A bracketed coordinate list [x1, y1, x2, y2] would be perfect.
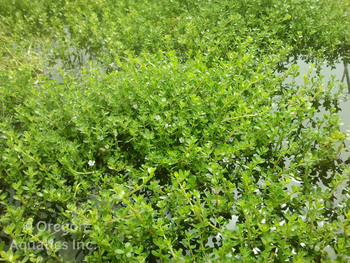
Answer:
[1, 0, 350, 70]
[0, 0, 350, 262]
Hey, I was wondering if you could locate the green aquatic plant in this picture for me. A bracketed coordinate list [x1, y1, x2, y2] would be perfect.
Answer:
[0, 0, 350, 262]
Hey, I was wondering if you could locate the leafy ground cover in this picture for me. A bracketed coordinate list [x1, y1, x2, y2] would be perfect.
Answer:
[1, 0, 350, 262]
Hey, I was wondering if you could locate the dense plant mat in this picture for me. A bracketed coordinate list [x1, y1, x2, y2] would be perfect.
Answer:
[1, 0, 350, 262]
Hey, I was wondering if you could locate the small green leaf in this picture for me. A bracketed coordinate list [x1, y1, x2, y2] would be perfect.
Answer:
[156, 230, 165, 236]
[115, 249, 125, 254]
[314, 245, 320, 252]
[0, 251, 7, 259]
[0, 242, 4, 252]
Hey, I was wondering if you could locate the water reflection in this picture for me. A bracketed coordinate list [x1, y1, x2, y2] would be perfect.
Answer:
[275, 56, 350, 260]
[341, 58, 350, 94]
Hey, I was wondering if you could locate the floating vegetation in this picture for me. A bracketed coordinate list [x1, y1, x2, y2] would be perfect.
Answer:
[1, 0, 350, 262]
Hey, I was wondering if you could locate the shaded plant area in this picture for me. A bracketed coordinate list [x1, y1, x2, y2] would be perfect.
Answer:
[1, 0, 350, 73]
[1, 0, 350, 262]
